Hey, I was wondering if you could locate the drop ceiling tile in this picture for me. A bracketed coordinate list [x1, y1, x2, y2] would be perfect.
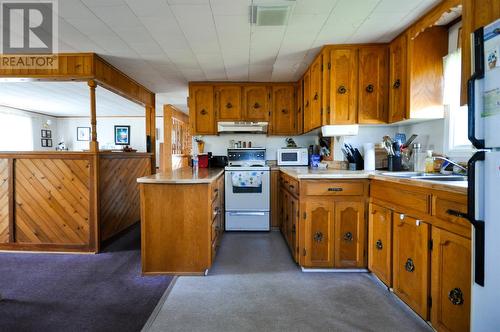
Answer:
[211, 0, 250, 16]
[374, 0, 423, 13]
[91, 4, 143, 29]
[65, 17, 112, 36]
[59, 0, 96, 19]
[287, 14, 328, 34]
[113, 26, 154, 43]
[125, 0, 171, 17]
[140, 17, 190, 50]
[214, 15, 251, 50]
[167, 0, 209, 4]
[249, 65, 272, 81]
[82, 0, 125, 7]
[293, 0, 339, 14]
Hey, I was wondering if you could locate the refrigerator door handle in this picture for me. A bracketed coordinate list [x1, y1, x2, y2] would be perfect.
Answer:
[468, 27, 485, 150]
[468, 151, 485, 286]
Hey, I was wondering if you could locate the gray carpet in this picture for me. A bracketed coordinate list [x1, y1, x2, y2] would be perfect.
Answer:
[146, 232, 432, 332]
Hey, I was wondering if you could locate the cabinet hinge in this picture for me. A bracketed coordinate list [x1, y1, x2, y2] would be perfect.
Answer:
[428, 296, 432, 308]
[429, 239, 433, 251]
[297, 210, 300, 219]
[321, 64, 323, 71]
[328, 63, 331, 70]
[303, 212, 307, 219]
[303, 248, 307, 256]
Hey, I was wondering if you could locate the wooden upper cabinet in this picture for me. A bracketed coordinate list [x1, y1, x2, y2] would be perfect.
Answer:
[321, 48, 331, 125]
[243, 85, 269, 121]
[216, 85, 242, 121]
[431, 227, 471, 332]
[270, 85, 296, 135]
[302, 70, 312, 132]
[189, 85, 216, 135]
[329, 48, 358, 124]
[392, 213, 430, 320]
[368, 203, 392, 286]
[309, 55, 323, 130]
[334, 200, 366, 268]
[358, 46, 388, 124]
[296, 80, 304, 134]
[303, 199, 335, 268]
[389, 33, 408, 123]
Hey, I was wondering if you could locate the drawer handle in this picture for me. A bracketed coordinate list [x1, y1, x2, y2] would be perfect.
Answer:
[226, 102, 233, 109]
[328, 187, 343, 192]
[253, 102, 261, 109]
[405, 258, 415, 273]
[343, 232, 353, 241]
[365, 84, 374, 93]
[448, 288, 464, 305]
[313, 231, 324, 243]
[376, 239, 383, 250]
[200, 109, 208, 115]
[446, 209, 468, 219]
[393, 79, 401, 89]
[337, 85, 347, 94]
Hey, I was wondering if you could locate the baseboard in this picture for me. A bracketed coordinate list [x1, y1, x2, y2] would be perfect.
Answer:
[301, 267, 369, 273]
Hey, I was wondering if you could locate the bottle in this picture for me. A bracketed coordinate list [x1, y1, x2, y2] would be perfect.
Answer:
[192, 154, 199, 172]
[425, 150, 434, 173]
[411, 143, 421, 172]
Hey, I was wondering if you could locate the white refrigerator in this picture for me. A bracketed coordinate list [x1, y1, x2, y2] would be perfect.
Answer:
[468, 18, 500, 331]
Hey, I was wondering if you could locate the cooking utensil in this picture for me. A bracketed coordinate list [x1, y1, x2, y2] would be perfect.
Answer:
[403, 134, 418, 148]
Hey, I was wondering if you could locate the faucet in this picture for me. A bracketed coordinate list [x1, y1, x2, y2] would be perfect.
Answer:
[433, 156, 467, 175]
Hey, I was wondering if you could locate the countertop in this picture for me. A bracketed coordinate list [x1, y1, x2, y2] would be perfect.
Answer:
[137, 167, 224, 184]
[279, 167, 467, 195]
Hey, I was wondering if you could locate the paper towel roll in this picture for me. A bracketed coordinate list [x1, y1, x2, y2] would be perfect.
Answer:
[363, 143, 376, 171]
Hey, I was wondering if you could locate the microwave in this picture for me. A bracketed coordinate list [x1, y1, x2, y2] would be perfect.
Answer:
[277, 148, 308, 166]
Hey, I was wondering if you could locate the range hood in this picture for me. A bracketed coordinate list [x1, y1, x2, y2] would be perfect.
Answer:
[217, 121, 268, 133]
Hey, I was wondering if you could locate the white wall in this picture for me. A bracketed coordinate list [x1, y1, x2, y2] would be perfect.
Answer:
[0, 105, 58, 151]
[57, 117, 147, 151]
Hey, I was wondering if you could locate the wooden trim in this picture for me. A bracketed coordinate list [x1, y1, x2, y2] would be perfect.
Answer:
[88, 79, 99, 152]
[0, 152, 96, 158]
[8, 158, 14, 243]
[408, 0, 462, 39]
[89, 153, 99, 253]
[98, 152, 153, 159]
[162, 105, 173, 173]
[0, 243, 94, 253]
[145, 104, 156, 173]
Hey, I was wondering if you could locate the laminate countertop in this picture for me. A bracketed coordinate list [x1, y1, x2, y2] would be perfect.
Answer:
[137, 167, 224, 184]
[279, 167, 468, 195]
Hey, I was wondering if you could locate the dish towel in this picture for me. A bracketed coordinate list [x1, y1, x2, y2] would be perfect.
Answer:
[231, 171, 262, 187]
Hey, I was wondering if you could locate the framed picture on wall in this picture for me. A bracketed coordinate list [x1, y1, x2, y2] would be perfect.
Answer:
[77, 127, 91, 141]
[46, 130, 52, 138]
[41, 139, 48, 147]
[114, 125, 130, 145]
[41, 129, 47, 138]
[47, 139, 53, 147]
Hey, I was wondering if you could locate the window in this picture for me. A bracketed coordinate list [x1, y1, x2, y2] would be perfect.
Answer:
[443, 49, 473, 157]
[0, 110, 33, 151]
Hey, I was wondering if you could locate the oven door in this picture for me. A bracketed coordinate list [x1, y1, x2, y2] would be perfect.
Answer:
[225, 170, 270, 211]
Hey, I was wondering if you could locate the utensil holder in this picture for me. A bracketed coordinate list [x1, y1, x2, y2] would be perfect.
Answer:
[388, 155, 402, 171]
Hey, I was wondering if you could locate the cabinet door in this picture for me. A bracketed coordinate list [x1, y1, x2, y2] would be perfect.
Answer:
[290, 195, 299, 261]
[243, 85, 269, 121]
[189, 85, 215, 134]
[302, 70, 311, 132]
[358, 46, 388, 124]
[271, 85, 296, 135]
[334, 201, 366, 268]
[216, 85, 242, 121]
[368, 203, 392, 286]
[389, 33, 408, 123]
[431, 227, 471, 332]
[329, 48, 358, 124]
[393, 213, 430, 319]
[309, 55, 322, 130]
[303, 199, 335, 267]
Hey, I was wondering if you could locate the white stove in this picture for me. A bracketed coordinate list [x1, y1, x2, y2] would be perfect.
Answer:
[224, 148, 270, 231]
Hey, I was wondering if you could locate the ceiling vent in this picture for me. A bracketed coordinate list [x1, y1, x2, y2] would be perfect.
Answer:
[250, 5, 291, 26]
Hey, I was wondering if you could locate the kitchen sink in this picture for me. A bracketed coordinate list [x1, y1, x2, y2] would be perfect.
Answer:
[381, 172, 467, 182]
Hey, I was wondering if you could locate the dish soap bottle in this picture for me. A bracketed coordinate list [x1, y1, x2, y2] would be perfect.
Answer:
[425, 150, 434, 173]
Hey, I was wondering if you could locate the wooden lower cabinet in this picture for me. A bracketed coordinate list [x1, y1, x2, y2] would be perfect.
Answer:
[303, 198, 335, 267]
[392, 212, 430, 320]
[431, 227, 471, 332]
[279, 174, 299, 260]
[368, 203, 392, 286]
[334, 201, 366, 268]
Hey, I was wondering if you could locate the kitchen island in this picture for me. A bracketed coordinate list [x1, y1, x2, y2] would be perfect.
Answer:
[138, 167, 224, 275]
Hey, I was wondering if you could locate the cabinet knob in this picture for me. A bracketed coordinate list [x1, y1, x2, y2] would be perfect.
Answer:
[305, 100, 309, 107]
[393, 79, 401, 89]
[313, 92, 319, 100]
[313, 231, 324, 243]
[343, 231, 353, 242]
[400, 214, 405, 220]
[365, 84, 374, 93]
[226, 102, 233, 109]
[200, 109, 207, 115]
[281, 109, 288, 114]
[376, 239, 383, 250]
[337, 85, 347, 94]
[405, 258, 415, 272]
[448, 288, 464, 305]
[416, 219, 421, 226]
[253, 102, 260, 109]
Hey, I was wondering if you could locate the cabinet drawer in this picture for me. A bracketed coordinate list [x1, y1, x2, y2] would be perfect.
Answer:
[211, 198, 220, 222]
[211, 218, 217, 242]
[211, 178, 221, 202]
[371, 182, 429, 213]
[304, 181, 365, 196]
[433, 196, 471, 238]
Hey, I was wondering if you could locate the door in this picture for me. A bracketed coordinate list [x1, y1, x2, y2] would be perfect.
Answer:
[393, 212, 430, 319]
[329, 48, 358, 124]
[189, 85, 215, 134]
[358, 46, 388, 124]
[243, 85, 269, 121]
[368, 203, 392, 286]
[271, 85, 296, 135]
[309, 55, 322, 130]
[334, 200, 366, 268]
[216, 85, 242, 121]
[303, 198, 335, 267]
[389, 33, 408, 123]
[302, 70, 311, 132]
[431, 227, 471, 332]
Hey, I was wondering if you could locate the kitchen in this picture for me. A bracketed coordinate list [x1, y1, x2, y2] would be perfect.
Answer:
[0, 0, 499, 331]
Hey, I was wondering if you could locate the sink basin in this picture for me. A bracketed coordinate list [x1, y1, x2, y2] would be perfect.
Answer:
[382, 172, 467, 182]
[381, 172, 425, 178]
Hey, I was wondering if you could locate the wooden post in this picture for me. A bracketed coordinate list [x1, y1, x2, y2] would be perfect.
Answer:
[88, 80, 99, 152]
[145, 104, 156, 174]
[162, 105, 173, 173]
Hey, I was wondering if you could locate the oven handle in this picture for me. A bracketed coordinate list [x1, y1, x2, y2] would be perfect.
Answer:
[228, 212, 266, 216]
